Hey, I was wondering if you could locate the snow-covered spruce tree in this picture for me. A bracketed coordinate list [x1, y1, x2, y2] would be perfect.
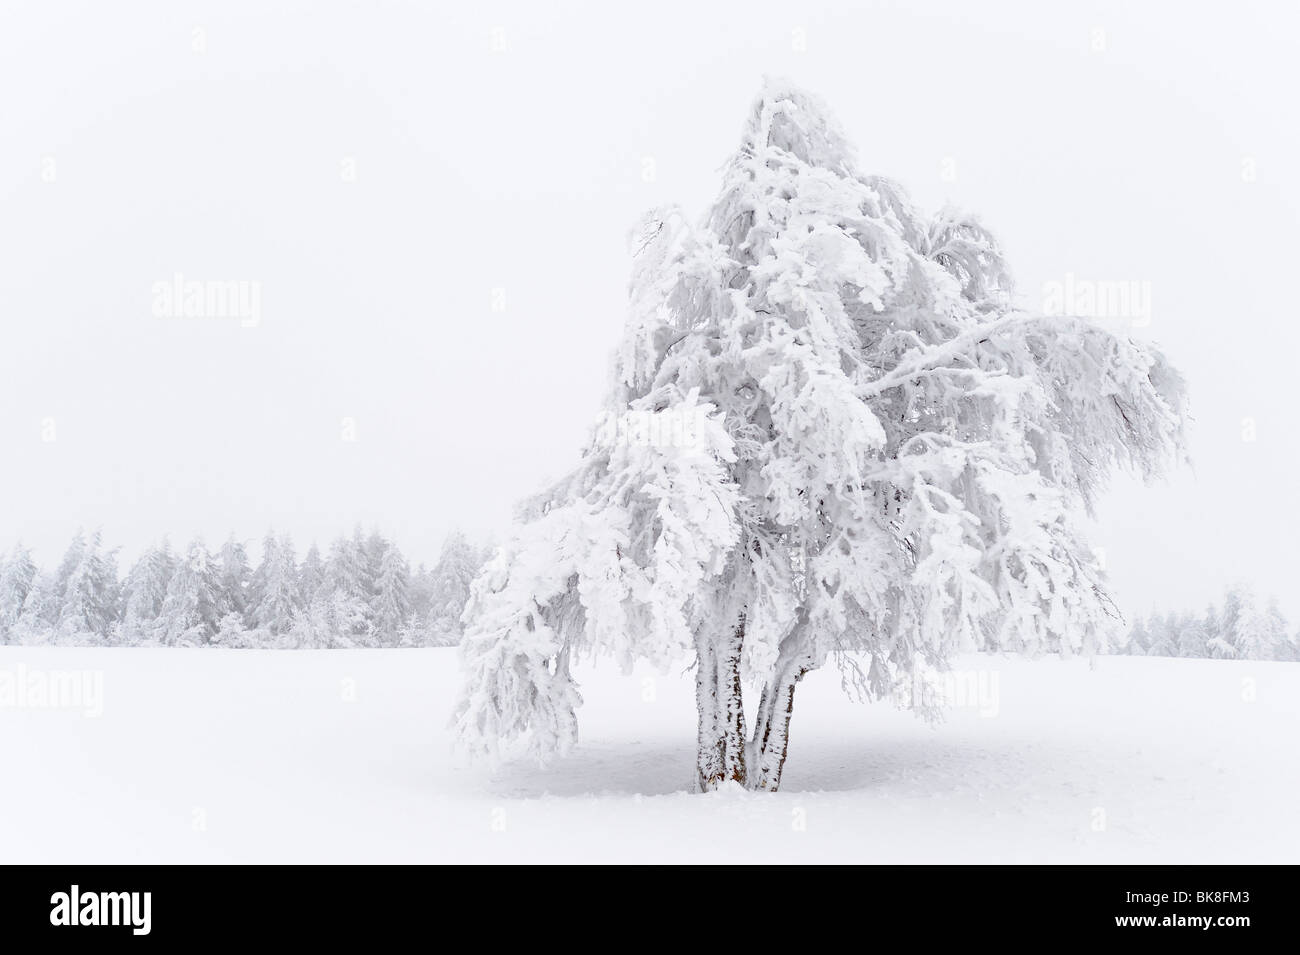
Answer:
[284, 542, 331, 648]
[363, 528, 388, 586]
[1231, 590, 1290, 661]
[371, 539, 412, 646]
[327, 589, 374, 647]
[218, 536, 252, 622]
[1263, 599, 1294, 662]
[406, 562, 435, 645]
[120, 541, 177, 645]
[11, 572, 57, 643]
[1146, 613, 1180, 657]
[35, 530, 89, 635]
[1209, 587, 1246, 659]
[321, 531, 375, 647]
[1179, 605, 1213, 658]
[426, 530, 487, 646]
[0, 544, 37, 643]
[1201, 602, 1225, 658]
[57, 530, 119, 645]
[247, 531, 274, 629]
[299, 543, 326, 604]
[409, 562, 432, 613]
[158, 539, 225, 646]
[1177, 618, 1209, 658]
[51, 532, 86, 597]
[212, 611, 251, 649]
[456, 81, 1188, 791]
[1123, 616, 1151, 656]
[250, 533, 302, 638]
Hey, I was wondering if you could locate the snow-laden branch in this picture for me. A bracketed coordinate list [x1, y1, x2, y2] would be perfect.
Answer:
[854, 310, 1035, 400]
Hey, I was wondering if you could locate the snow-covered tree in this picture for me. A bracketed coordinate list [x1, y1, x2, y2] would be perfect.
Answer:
[1180, 605, 1214, 658]
[250, 533, 302, 636]
[1123, 615, 1151, 656]
[290, 587, 371, 649]
[57, 530, 119, 643]
[1176, 619, 1208, 659]
[248, 531, 273, 627]
[409, 562, 433, 620]
[425, 530, 487, 646]
[50, 531, 87, 614]
[1231, 591, 1290, 661]
[1264, 600, 1294, 662]
[119, 542, 177, 644]
[286, 600, 324, 649]
[456, 80, 1188, 791]
[323, 532, 374, 645]
[0, 544, 37, 643]
[158, 539, 224, 646]
[1147, 612, 1180, 657]
[1208, 586, 1248, 659]
[11, 571, 57, 643]
[371, 539, 411, 644]
[299, 543, 325, 604]
[218, 536, 252, 621]
[212, 611, 252, 649]
[362, 528, 387, 588]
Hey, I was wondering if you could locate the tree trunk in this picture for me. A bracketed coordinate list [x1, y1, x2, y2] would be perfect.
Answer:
[694, 613, 748, 791]
[747, 615, 812, 792]
[750, 665, 804, 791]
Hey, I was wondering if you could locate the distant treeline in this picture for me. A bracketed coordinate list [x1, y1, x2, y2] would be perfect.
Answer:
[0, 528, 491, 648]
[1117, 584, 1297, 661]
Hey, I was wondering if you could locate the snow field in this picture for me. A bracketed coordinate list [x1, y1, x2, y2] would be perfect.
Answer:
[1, 647, 1295, 863]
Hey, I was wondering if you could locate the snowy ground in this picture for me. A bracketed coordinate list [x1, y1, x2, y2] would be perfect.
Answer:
[1, 646, 1296, 863]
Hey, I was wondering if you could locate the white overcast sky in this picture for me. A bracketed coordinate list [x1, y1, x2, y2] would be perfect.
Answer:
[2, 1, 1297, 621]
